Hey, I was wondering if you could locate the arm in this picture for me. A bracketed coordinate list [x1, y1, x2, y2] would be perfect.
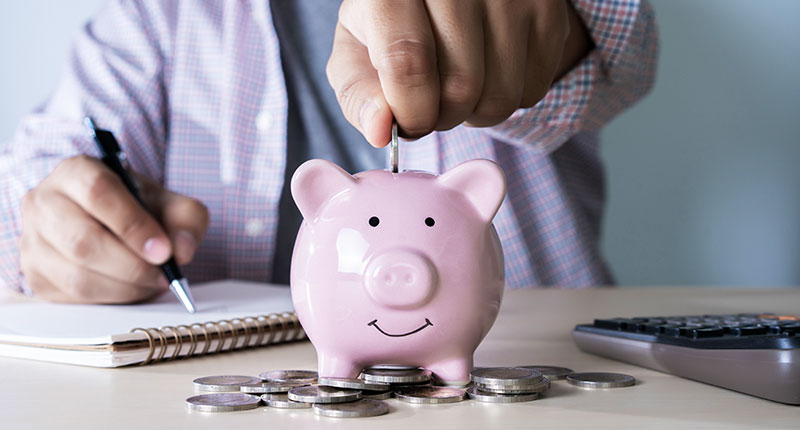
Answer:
[0, 0, 171, 293]
[484, 0, 659, 152]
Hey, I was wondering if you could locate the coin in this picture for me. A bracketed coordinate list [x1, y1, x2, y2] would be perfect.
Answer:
[318, 376, 391, 391]
[361, 390, 393, 400]
[477, 377, 550, 394]
[186, 393, 262, 412]
[566, 372, 636, 389]
[240, 381, 308, 394]
[261, 393, 312, 409]
[521, 365, 574, 381]
[466, 387, 539, 403]
[362, 367, 432, 384]
[193, 375, 262, 392]
[313, 399, 390, 418]
[259, 369, 318, 384]
[394, 386, 467, 404]
[390, 122, 399, 173]
[288, 385, 362, 404]
[470, 367, 543, 386]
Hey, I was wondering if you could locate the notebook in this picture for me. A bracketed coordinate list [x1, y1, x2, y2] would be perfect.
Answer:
[0, 280, 306, 367]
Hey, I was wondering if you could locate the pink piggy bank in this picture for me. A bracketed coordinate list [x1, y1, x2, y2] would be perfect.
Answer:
[290, 158, 506, 385]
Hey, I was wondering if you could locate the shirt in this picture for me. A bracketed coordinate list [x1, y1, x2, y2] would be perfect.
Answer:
[268, 0, 385, 285]
[0, 0, 658, 293]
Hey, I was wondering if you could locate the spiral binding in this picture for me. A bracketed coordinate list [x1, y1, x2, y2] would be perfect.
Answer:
[130, 312, 306, 365]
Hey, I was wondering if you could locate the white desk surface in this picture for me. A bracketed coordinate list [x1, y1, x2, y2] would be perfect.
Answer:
[2, 287, 799, 429]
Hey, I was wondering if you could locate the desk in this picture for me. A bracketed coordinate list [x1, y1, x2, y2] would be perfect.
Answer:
[2, 287, 799, 429]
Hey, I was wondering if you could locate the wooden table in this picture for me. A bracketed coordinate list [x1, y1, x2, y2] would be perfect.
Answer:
[2, 287, 799, 429]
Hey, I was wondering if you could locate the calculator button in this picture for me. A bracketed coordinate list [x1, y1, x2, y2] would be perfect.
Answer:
[729, 325, 770, 336]
[686, 327, 725, 339]
[781, 324, 800, 336]
[778, 315, 799, 321]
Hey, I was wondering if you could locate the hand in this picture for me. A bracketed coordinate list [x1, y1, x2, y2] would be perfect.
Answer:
[19, 155, 210, 304]
[327, 0, 591, 147]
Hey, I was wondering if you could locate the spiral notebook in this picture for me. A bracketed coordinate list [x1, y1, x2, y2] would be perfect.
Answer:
[0, 280, 306, 367]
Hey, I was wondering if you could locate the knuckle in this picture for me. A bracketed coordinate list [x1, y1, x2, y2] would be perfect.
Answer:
[377, 39, 435, 87]
[84, 168, 117, 203]
[67, 227, 99, 261]
[440, 72, 482, 109]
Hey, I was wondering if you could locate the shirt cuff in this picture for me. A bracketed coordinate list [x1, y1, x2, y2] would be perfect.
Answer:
[483, 0, 657, 153]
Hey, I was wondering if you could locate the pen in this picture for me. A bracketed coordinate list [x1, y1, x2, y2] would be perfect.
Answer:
[83, 117, 197, 313]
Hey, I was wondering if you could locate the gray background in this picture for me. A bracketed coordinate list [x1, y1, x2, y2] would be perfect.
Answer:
[1, 0, 798, 286]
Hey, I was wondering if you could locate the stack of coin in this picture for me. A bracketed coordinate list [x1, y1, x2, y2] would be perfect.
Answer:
[185, 365, 636, 415]
[467, 367, 551, 403]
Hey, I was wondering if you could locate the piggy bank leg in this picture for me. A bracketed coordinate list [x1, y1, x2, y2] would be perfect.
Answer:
[427, 356, 473, 386]
[317, 352, 362, 379]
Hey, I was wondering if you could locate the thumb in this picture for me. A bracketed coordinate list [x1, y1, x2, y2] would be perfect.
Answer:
[327, 22, 393, 147]
[140, 178, 210, 266]
[158, 190, 209, 265]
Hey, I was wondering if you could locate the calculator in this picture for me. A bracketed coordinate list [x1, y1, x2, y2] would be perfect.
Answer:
[572, 313, 800, 405]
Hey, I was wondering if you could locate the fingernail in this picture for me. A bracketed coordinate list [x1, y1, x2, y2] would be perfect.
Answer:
[359, 99, 381, 135]
[175, 230, 197, 264]
[143, 238, 170, 263]
[157, 274, 169, 289]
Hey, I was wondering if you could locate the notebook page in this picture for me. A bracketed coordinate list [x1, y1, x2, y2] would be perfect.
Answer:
[0, 280, 295, 345]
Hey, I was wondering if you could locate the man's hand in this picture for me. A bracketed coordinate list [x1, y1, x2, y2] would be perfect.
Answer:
[328, 0, 592, 147]
[19, 155, 209, 304]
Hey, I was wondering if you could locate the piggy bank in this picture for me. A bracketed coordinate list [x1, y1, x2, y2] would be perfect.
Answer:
[289, 158, 506, 385]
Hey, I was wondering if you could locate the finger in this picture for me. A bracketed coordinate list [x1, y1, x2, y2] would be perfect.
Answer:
[28, 230, 165, 304]
[31, 188, 166, 287]
[466, 1, 529, 127]
[520, 1, 569, 107]
[54, 156, 172, 265]
[424, 0, 484, 131]
[328, 22, 394, 147]
[343, 0, 440, 138]
[142, 182, 210, 265]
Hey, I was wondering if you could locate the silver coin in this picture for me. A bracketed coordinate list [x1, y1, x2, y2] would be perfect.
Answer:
[186, 393, 262, 412]
[521, 365, 574, 381]
[362, 390, 393, 400]
[259, 369, 318, 384]
[288, 385, 362, 404]
[369, 364, 418, 370]
[240, 381, 307, 394]
[318, 376, 391, 391]
[362, 367, 432, 384]
[313, 399, 390, 418]
[262, 393, 312, 409]
[390, 122, 399, 173]
[466, 387, 539, 403]
[477, 377, 550, 394]
[193, 375, 262, 392]
[394, 386, 466, 404]
[470, 367, 543, 386]
[566, 372, 636, 389]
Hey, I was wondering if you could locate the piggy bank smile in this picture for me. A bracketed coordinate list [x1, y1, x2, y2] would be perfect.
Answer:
[367, 318, 433, 338]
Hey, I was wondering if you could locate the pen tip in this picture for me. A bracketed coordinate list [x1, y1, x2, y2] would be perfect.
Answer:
[170, 278, 197, 313]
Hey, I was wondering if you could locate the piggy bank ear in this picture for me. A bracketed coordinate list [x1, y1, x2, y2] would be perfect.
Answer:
[291, 159, 357, 220]
[437, 159, 507, 223]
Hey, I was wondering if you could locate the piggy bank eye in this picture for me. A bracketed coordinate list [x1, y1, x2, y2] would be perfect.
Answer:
[369, 216, 380, 227]
[425, 217, 435, 227]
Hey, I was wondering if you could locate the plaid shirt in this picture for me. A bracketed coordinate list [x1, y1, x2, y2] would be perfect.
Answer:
[0, 0, 657, 292]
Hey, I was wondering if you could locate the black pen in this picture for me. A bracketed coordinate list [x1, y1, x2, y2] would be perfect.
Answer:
[84, 117, 197, 313]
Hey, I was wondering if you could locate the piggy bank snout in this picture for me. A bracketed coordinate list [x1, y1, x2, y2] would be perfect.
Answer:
[364, 250, 437, 309]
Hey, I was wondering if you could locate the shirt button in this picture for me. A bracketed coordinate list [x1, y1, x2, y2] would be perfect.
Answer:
[256, 111, 273, 131]
[245, 218, 265, 237]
